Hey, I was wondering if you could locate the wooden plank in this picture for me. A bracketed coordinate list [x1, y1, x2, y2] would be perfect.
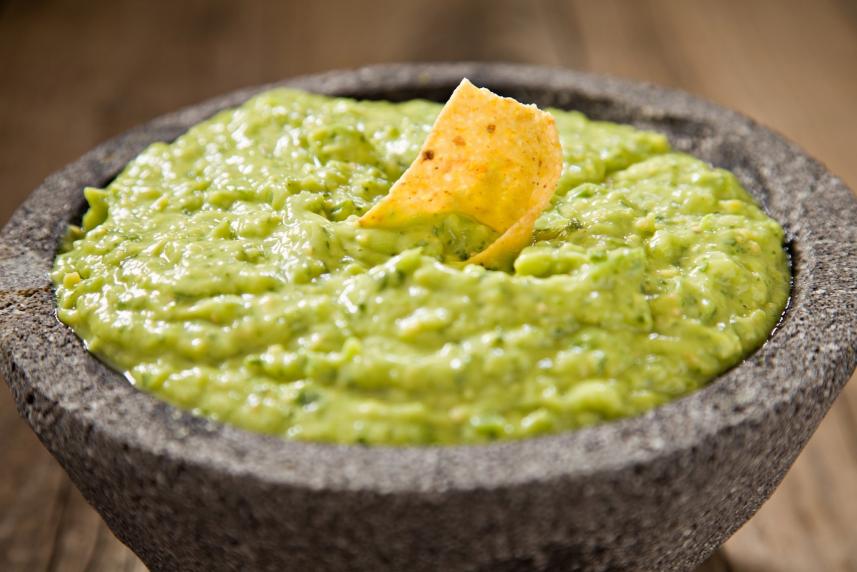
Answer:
[46, 483, 149, 572]
[0, 386, 71, 570]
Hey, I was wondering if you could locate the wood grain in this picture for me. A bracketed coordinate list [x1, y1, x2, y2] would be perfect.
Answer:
[1, 1, 855, 570]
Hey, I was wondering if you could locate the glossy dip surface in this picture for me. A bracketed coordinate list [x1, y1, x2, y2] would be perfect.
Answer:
[52, 88, 790, 445]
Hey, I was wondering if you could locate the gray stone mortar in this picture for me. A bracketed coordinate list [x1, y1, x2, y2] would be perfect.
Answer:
[1, 63, 856, 571]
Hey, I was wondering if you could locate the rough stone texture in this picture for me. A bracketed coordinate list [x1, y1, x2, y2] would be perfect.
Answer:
[1, 63, 856, 572]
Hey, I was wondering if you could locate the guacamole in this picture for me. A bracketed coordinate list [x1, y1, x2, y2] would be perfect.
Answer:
[52, 89, 790, 445]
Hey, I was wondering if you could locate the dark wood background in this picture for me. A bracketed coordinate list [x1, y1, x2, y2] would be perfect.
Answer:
[2, 1, 856, 570]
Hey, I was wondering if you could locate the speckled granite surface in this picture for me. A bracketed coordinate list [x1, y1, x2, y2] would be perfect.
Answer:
[1, 63, 855, 571]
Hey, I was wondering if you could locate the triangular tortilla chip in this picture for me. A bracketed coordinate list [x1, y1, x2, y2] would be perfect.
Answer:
[358, 79, 562, 269]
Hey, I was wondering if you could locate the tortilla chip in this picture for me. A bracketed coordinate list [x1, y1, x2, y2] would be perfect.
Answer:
[358, 79, 562, 269]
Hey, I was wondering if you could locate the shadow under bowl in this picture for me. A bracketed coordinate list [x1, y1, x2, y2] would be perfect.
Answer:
[1, 63, 856, 572]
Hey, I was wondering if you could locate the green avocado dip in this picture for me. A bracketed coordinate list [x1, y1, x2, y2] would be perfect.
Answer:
[52, 88, 790, 445]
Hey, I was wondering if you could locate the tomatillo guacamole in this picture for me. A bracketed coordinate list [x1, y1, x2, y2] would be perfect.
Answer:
[53, 89, 790, 445]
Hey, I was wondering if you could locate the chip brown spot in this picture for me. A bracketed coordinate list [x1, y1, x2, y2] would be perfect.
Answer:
[422, 150, 435, 161]
[486, 124, 496, 133]
[453, 136, 466, 146]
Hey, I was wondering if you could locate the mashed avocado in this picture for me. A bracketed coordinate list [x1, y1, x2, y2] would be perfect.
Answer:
[52, 89, 790, 445]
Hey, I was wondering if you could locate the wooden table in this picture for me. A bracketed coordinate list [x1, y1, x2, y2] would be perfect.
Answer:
[1, 1, 856, 570]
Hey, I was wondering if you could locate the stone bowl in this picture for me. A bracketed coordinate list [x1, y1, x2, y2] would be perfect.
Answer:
[2, 63, 856, 572]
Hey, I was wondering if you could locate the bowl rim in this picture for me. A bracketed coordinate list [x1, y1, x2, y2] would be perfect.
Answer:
[2, 62, 856, 494]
